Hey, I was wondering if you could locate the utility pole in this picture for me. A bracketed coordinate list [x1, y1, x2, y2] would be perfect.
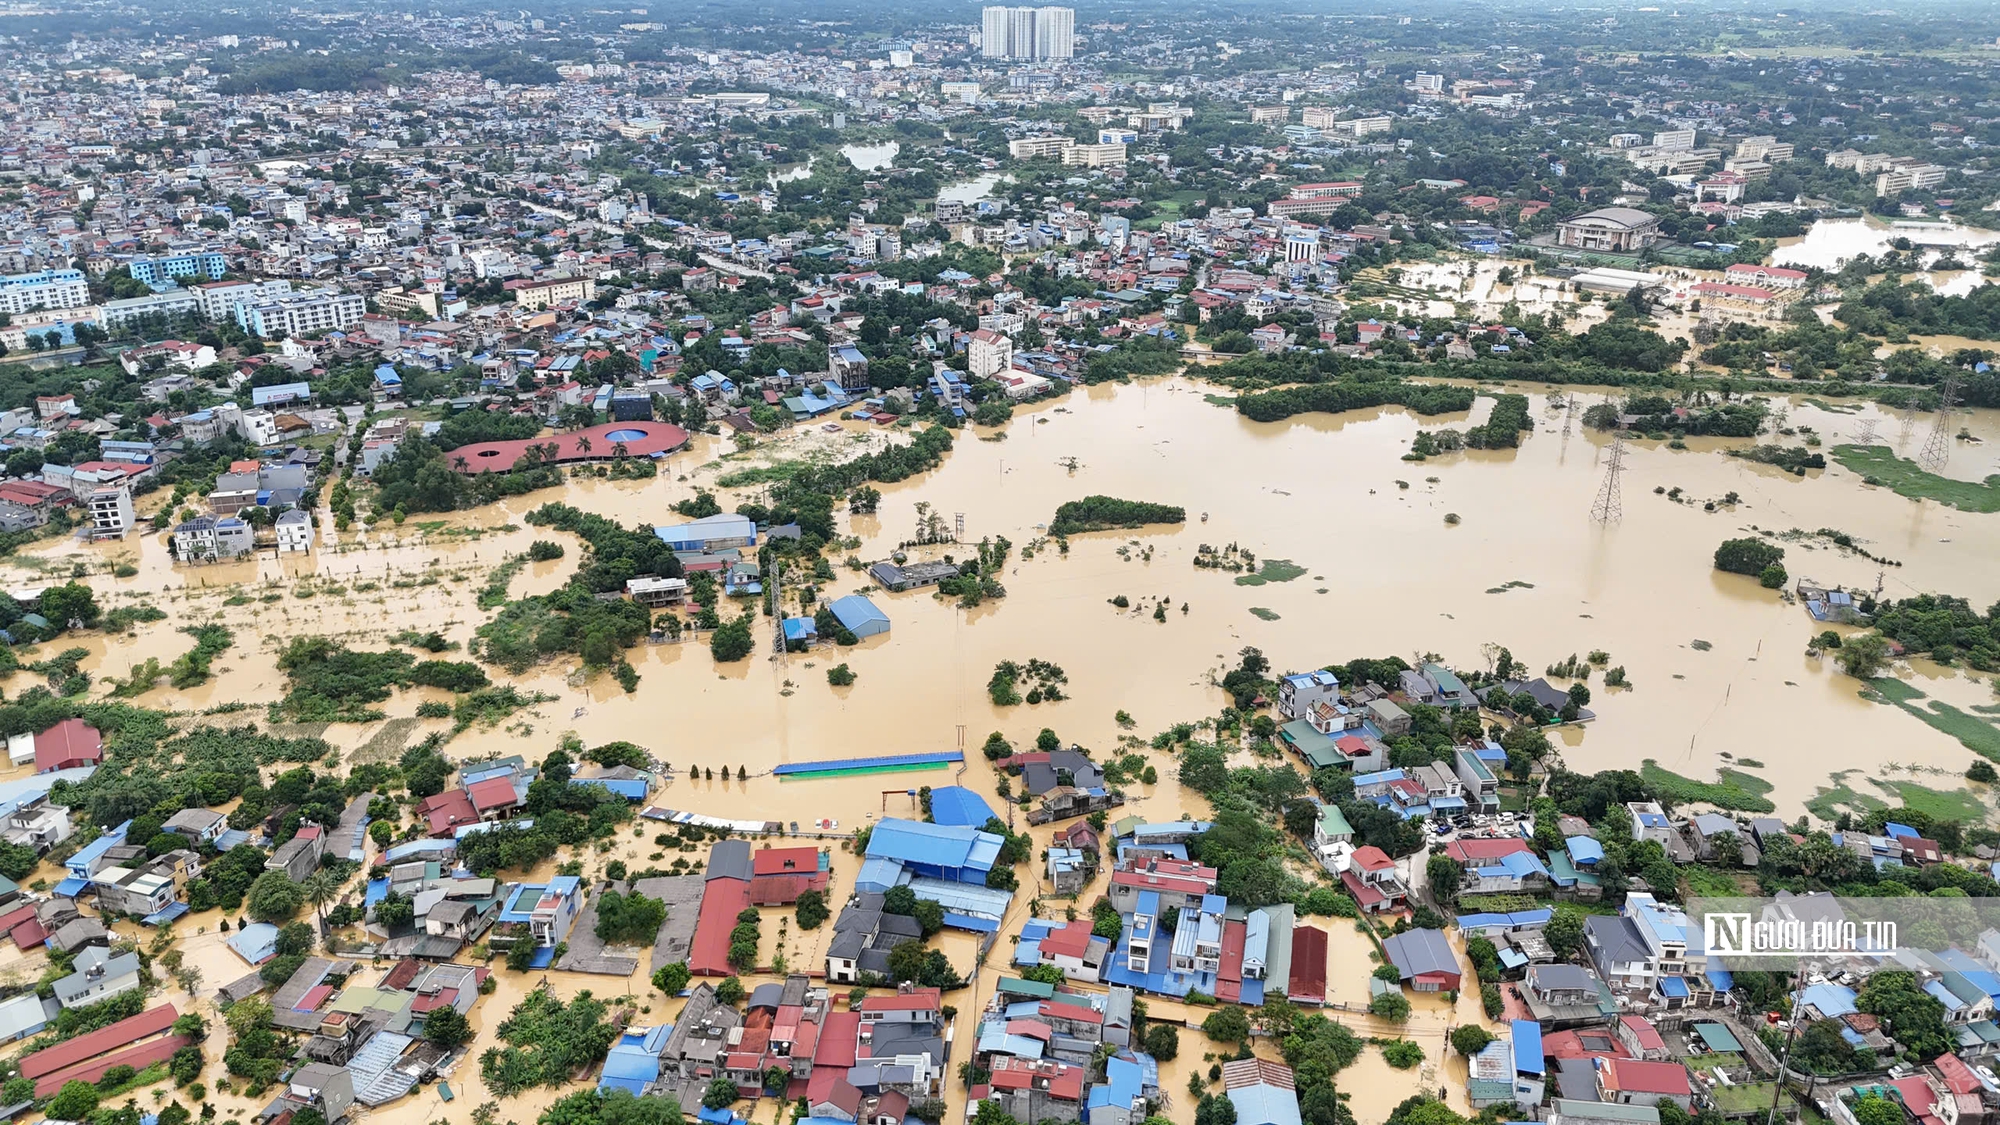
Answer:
[1590, 429, 1626, 524]
[1919, 367, 1962, 471]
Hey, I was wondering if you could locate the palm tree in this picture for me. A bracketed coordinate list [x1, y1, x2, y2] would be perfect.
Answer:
[302, 870, 342, 933]
[610, 441, 628, 460]
[575, 435, 593, 456]
[452, 456, 469, 472]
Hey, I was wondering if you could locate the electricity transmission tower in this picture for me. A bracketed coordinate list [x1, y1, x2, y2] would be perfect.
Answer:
[1918, 368, 1963, 471]
[1590, 429, 1627, 523]
[1853, 419, 1880, 446]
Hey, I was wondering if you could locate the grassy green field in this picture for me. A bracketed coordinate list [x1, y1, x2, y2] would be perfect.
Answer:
[1640, 760, 1777, 813]
[1236, 559, 1308, 586]
[1866, 677, 2000, 762]
[1806, 770, 1892, 821]
[1831, 444, 2000, 513]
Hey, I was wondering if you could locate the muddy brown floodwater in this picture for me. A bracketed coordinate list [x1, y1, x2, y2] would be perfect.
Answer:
[3, 375, 1999, 1125]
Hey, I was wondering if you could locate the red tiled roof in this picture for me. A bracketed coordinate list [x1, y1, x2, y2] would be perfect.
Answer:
[9, 920, 47, 948]
[34, 1036, 190, 1098]
[1619, 1014, 1664, 1050]
[411, 988, 459, 1014]
[21, 1004, 179, 1078]
[382, 958, 423, 990]
[34, 718, 102, 772]
[467, 777, 519, 811]
[1602, 1059, 1691, 1097]
[1937, 1053, 1981, 1096]
[1220, 921, 1247, 992]
[417, 790, 477, 836]
[0, 905, 36, 934]
[752, 847, 821, 876]
[1038, 1000, 1102, 1025]
[859, 988, 940, 1012]
[447, 420, 691, 475]
[1037, 921, 1093, 960]
[1352, 845, 1394, 871]
[789, 1018, 819, 1061]
[1444, 838, 1532, 864]
[688, 877, 750, 976]
[1288, 925, 1329, 1004]
[990, 1057, 1084, 1101]
[814, 1012, 860, 1068]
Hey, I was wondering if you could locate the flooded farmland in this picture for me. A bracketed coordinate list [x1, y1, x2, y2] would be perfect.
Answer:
[5, 373, 1999, 1125]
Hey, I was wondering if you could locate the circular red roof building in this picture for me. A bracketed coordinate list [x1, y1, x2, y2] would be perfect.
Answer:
[447, 419, 691, 474]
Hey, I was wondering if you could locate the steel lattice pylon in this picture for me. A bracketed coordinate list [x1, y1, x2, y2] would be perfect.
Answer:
[1919, 368, 1963, 471]
[1591, 430, 1626, 523]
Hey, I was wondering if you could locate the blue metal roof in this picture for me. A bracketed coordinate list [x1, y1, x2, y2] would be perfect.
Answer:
[52, 876, 90, 897]
[829, 594, 889, 633]
[1566, 836, 1606, 865]
[142, 902, 190, 926]
[1228, 1083, 1304, 1125]
[1658, 976, 1691, 999]
[1512, 1020, 1544, 1074]
[864, 818, 1001, 874]
[928, 786, 998, 827]
[67, 820, 132, 875]
[229, 922, 281, 965]
[572, 777, 649, 801]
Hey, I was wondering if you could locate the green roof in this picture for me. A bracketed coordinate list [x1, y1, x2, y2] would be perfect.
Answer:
[1425, 662, 1470, 695]
[1547, 851, 1602, 886]
[1551, 1100, 1660, 1125]
[1280, 718, 1341, 769]
[1693, 1023, 1743, 1053]
[997, 977, 1056, 999]
[1318, 804, 1353, 838]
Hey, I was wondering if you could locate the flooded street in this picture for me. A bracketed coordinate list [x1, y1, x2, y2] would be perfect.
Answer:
[5, 373, 1999, 1125]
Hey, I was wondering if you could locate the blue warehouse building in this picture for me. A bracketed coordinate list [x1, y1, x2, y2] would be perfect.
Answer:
[859, 818, 1003, 889]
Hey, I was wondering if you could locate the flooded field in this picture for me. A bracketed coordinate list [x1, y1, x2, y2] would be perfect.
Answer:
[6, 372, 2000, 1125]
[1774, 215, 2000, 273]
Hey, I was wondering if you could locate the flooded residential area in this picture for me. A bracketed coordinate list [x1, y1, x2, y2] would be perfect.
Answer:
[10, 6, 2000, 1125]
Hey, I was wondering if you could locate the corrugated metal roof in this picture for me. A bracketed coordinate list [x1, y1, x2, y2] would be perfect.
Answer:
[20, 1004, 177, 1078]
[926, 786, 997, 827]
[32, 1035, 189, 1098]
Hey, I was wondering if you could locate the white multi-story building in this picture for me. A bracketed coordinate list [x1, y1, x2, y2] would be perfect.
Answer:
[1061, 142, 1126, 168]
[275, 509, 314, 554]
[967, 328, 1013, 379]
[88, 483, 135, 540]
[0, 269, 91, 316]
[1034, 5, 1073, 59]
[235, 290, 365, 338]
[1877, 163, 1948, 196]
[193, 279, 294, 321]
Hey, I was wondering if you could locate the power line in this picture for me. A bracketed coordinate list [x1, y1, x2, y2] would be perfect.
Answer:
[1590, 429, 1626, 523]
